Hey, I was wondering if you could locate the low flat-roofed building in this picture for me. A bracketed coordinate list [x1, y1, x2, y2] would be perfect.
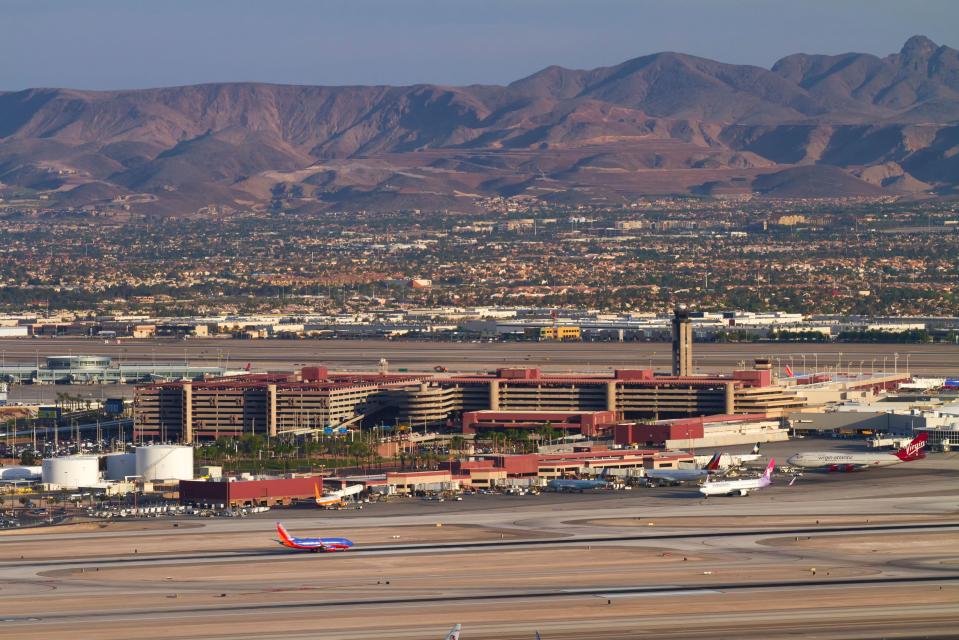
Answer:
[179, 476, 322, 508]
[386, 470, 456, 494]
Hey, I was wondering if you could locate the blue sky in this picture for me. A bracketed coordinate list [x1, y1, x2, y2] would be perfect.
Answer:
[2, 0, 956, 90]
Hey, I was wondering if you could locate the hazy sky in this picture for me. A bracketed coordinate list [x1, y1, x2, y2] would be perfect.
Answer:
[2, 0, 956, 90]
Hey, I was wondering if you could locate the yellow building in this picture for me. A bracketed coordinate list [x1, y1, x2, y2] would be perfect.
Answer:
[526, 326, 581, 341]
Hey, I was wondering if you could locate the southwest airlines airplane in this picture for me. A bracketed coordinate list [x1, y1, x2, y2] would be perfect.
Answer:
[787, 433, 927, 471]
[275, 522, 354, 552]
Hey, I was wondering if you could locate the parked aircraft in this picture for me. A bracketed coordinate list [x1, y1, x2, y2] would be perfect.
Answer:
[786, 433, 926, 472]
[699, 459, 775, 497]
[735, 442, 763, 464]
[547, 467, 610, 492]
[314, 482, 364, 508]
[645, 452, 722, 485]
[445, 624, 461, 640]
[275, 522, 354, 552]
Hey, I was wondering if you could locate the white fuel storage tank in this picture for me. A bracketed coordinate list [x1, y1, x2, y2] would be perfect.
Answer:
[41, 456, 100, 488]
[0, 466, 41, 481]
[135, 445, 193, 481]
[104, 452, 137, 481]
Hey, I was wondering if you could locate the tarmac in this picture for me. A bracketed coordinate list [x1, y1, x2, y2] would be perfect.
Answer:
[1, 440, 958, 639]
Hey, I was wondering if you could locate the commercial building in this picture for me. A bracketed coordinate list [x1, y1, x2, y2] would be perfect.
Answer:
[613, 413, 788, 448]
[0, 355, 223, 384]
[134, 361, 805, 443]
[135, 368, 429, 442]
[179, 476, 323, 508]
[461, 410, 618, 436]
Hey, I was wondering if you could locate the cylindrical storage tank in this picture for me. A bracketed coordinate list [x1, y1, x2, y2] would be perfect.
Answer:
[41, 456, 99, 488]
[135, 445, 193, 481]
[0, 466, 41, 481]
[104, 452, 137, 481]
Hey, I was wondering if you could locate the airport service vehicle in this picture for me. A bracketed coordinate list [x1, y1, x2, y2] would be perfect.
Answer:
[699, 459, 775, 497]
[275, 522, 354, 552]
[314, 482, 363, 508]
[645, 452, 722, 485]
[445, 624, 461, 640]
[786, 433, 927, 472]
[547, 467, 610, 492]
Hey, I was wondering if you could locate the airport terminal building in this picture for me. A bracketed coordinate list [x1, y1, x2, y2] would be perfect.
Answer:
[134, 364, 805, 443]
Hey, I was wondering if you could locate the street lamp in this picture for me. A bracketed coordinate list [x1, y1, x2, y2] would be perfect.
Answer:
[894, 352, 899, 375]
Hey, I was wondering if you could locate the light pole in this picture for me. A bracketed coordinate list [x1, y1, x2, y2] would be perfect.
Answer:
[894, 352, 899, 374]
[906, 353, 911, 374]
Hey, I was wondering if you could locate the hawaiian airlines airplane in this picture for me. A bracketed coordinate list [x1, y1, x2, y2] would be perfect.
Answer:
[699, 459, 775, 497]
[787, 433, 927, 472]
[275, 522, 354, 552]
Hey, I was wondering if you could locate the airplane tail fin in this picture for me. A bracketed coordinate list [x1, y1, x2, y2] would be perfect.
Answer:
[705, 452, 722, 471]
[446, 623, 462, 640]
[752, 442, 761, 455]
[276, 522, 293, 544]
[762, 459, 775, 482]
[536, 632, 542, 640]
[599, 466, 609, 479]
[895, 432, 927, 461]
[314, 481, 323, 502]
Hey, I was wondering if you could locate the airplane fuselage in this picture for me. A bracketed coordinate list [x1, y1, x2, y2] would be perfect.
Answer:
[787, 452, 902, 471]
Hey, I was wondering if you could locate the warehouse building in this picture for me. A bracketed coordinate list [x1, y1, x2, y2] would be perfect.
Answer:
[179, 476, 323, 508]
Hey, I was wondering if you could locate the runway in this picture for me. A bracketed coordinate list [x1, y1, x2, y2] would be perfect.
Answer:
[2, 450, 958, 639]
[1, 337, 954, 375]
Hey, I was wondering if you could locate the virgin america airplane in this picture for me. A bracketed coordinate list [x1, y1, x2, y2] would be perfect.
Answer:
[787, 433, 927, 472]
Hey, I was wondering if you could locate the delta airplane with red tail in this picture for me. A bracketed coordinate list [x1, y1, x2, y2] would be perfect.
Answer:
[275, 522, 354, 552]
[787, 433, 927, 472]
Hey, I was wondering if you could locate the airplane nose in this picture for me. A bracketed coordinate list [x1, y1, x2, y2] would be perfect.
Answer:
[787, 455, 799, 464]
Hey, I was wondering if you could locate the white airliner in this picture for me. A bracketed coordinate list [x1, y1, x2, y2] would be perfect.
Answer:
[787, 433, 927, 472]
[699, 459, 775, 497]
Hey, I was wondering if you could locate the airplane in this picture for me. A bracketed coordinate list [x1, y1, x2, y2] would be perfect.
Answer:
[547, 467, 610, 492]
[786, 433, 926, 472]
[699, 459, 775, 497]
[645, 452, 722, 486]
[314, 481, 364, 508]
[735, 442, 763, 464]
[445, 624, 461, 640]
[275, 522, 354, 552]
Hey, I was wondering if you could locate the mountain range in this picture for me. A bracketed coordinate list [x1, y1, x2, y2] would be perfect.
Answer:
[1, 35, 957, 215]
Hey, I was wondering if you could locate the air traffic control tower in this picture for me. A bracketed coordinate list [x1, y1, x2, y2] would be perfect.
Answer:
[671, 304, 693, 376]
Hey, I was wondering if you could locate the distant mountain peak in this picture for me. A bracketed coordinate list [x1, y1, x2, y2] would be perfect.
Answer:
[900, 35, 939, 59]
